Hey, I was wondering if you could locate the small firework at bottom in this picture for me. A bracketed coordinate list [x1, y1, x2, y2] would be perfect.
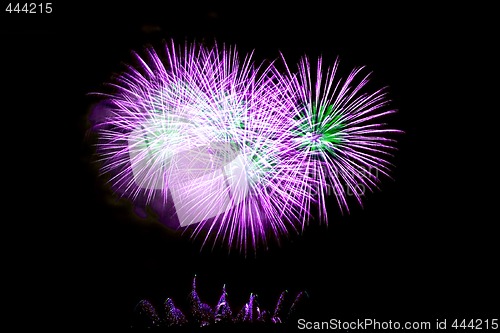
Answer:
[131, 275, 308, 329]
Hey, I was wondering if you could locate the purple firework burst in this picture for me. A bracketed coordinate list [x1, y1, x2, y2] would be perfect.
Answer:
[89, 40, 401, 253]
[90, 40, 311, 254]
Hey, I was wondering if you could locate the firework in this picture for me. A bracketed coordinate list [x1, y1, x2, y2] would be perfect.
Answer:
[131, 276, 308, 329]
[280, 54, 401, 223]
[271, 290, 287, 324]
[132, 300, 161, 328]
[90, 40, 400, 253]
[189, 275, 214, 327]
[163, 298, 188, 327]
[91, 40, 312, 254]
[215, 284, 233, 323]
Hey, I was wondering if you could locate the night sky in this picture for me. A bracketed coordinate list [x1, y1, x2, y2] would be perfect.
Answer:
[2, 1, 497, 330]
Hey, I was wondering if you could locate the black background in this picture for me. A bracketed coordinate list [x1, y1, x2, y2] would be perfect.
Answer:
[2, 1, 497, 330]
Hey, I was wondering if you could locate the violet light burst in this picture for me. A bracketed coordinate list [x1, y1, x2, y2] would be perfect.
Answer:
[90, 40, 311, 254]
[89, 40, 401, 253]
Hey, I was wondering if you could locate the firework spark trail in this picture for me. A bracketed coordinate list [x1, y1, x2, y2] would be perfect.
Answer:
[163, 298, 188, 327]
[90, 40, 401, 253]
[215, 284, 233, 323]
[133, 300, 161, 328]
[271, 290, 287, 324]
